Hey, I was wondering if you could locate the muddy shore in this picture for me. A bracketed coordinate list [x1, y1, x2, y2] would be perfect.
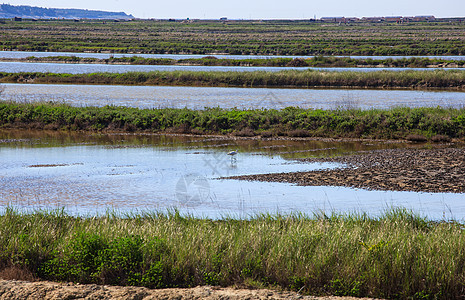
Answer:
[227, 147, 465, 193]
[0, 280, 382, 300]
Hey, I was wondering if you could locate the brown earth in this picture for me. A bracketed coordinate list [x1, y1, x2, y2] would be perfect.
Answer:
[0, 280, 381, 300]
[226, 148, 465, 193]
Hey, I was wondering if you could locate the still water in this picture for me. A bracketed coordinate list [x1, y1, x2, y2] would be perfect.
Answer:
[1, 84, 464, 110]
[1, 51, 465, 61]
[1, 61, 458, 74]
[0, 131, 463, 220]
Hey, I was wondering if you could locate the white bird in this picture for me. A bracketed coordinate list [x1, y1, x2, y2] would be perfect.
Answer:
[227, 149, 238, 156]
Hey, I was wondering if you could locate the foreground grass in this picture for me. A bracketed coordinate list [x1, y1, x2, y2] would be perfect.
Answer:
[0, 208, 464, 299]
[0, 102, 464, 140]
[1, 69, 465, 89]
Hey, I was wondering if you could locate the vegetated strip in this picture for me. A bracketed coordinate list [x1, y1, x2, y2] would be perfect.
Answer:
[1, 102, 465, 140]
[226, 148, 465, 193]
[1, 19, 464, 56]
[3, 55, 465, 68]
[1, 69, 465, 89]
[1, 208, 464, 299]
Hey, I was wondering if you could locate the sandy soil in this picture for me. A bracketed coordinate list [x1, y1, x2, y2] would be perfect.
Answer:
[227, 147, 465, 193]
[0, 279, 383, 300]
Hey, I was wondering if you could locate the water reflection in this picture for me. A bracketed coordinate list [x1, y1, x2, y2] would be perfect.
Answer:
[0, 130, 463, 220]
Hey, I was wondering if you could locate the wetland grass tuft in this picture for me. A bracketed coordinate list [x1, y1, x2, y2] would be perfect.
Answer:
[0, 208, 464, 299]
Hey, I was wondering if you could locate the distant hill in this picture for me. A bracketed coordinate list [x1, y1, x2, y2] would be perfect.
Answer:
[0, 4, 134, 20]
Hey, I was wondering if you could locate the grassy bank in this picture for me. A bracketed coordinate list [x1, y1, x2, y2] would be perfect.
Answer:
[1, 208, 464, 299]
[6, 55, 465, 68]
[0, 102, 464, 140]
[1, 69, 465, 89]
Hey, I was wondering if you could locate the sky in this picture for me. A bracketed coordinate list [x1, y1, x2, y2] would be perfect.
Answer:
[3, 0, 464, 19]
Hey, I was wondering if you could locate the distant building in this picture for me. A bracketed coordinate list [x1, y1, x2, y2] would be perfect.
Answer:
[346, 17, 359, 23]
[362, 17, 383, 22]
[13, 17, 22, 21]
[321, 17, 347, 23]
[413, 15, 435, 21]
[384, 16, 402, 22]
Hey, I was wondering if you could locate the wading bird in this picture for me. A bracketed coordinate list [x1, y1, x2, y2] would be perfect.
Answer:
[227, 149, 238, 162]
[227, 150, 238, 156]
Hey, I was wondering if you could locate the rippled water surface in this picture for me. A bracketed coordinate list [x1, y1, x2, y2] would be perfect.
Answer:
[2, 84, 464, 109]
[0, 131, 463, 220]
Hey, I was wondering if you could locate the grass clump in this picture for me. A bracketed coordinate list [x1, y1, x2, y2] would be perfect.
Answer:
[0, 208, 464, 299]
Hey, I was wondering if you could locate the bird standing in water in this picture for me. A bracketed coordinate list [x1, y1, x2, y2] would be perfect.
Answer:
[227, 149, 238, 162]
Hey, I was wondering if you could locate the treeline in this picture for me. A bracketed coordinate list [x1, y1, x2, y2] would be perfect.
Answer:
[1, 69, 465, 89]
[0, 102, 464, 140]
[1, 209, 465, 299]
[8, 55, 465, 68]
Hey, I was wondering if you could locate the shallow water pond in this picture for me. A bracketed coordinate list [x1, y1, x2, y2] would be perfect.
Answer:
[0, 131, 463, 220]
[1, 61, 459, 74]
[2, 84, 464, 110]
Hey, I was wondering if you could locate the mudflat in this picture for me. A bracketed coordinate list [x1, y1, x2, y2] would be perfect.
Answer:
[227, 147, 465, 193]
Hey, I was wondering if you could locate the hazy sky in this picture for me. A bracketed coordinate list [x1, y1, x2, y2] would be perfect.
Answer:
[3, 0, 464, 19]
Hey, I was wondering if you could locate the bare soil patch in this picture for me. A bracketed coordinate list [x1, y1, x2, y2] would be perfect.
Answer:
[0, 280, 381, 300]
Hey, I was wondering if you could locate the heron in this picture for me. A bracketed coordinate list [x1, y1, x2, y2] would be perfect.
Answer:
[227, 149, 238, 162]
[227, 149, 238, 156]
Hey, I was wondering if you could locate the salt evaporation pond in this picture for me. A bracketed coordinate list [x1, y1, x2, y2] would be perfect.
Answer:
[1, 61, 459, 74]
[1, 83, 464, 110]
[0, 131, 463, 220]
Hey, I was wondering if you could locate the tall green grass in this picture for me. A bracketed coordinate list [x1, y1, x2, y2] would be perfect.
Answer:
[0, 208, 464, 299]
[0, 101, 464, 140]
[1, 69, 465, 89]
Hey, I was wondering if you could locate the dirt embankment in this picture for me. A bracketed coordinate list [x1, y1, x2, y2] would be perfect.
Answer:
[0, 280, 382, 300]
[227, 148, 465, 193]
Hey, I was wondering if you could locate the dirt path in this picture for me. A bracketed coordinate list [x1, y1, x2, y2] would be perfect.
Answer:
[226, 147, 465, 193]
[0, 279, 382, 300]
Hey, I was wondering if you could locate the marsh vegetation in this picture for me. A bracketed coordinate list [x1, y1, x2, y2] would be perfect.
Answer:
[1, 19, 464, 56]
[1, 101, 464, 140]
[1, 209, 464, 299]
